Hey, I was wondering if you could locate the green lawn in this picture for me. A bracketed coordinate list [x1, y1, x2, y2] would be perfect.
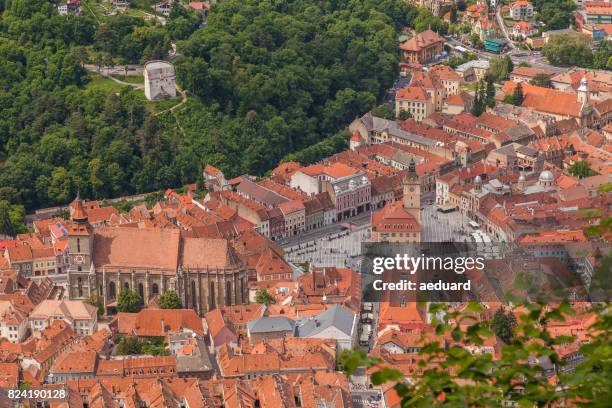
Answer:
[85, 74, 183, 114]
[85, 73, 131, 93]
[111, 74, 144, 84]
[146, 97, 185, 114]
[81, 0, 107, 20]
[462, 82, 479, 91]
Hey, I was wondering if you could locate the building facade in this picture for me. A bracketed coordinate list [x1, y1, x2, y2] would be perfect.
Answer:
[144, 61, 177, 101]
[66, 198, 248, 316]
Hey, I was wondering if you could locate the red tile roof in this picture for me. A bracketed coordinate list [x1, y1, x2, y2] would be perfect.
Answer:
[399, 30, 444, 52]
[396, 86, 429, 101]
[118, 308, 204, 337]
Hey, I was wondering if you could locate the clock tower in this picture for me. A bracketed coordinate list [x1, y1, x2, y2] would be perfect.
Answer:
[67, 194, 94, 299]
[403, 158, 421, 223]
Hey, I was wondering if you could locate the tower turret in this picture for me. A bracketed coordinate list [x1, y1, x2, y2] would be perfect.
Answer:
[403, 157, 421, 223]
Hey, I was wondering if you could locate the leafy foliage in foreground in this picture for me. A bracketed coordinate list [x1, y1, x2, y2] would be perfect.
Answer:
[341, 301, 612, 407]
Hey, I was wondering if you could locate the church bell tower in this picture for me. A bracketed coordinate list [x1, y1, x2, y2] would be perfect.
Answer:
[67, 194, 94, 299]
[403, 158, 421, 223]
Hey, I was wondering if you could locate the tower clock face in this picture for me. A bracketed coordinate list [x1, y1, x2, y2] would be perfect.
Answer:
[74, 255, 84, 264]
[409, 187, 415, 192]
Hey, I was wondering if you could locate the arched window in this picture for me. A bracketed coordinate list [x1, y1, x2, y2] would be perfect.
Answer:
[77, 277, 83, 298]
[77, 238, 81, 253]
[225, 281, 232, 306]
[191, 281, 197, 309]
[109, 281, 116, 300]
[240, 277, 246, 304]
[123, 282, 129, 290]
[209, 281, 215, 310]
[151, 283, 159, 295]
[138, 283, 144, 300]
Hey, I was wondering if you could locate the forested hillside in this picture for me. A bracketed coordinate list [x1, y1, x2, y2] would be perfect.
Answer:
[0, 0, 418, 211]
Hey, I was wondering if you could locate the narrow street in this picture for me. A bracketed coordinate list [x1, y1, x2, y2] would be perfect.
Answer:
[495, 5, 515, 50]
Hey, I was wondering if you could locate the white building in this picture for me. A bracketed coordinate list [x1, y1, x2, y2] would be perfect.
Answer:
[0, 301, 29, 343]
[290, 162, 371, 221]
[58, 0, 81, 16]
[144, 61, 177, 101]
[153, 1, 173, 17]
[30, 300, 98, 336]
[510, 1, 534, 21]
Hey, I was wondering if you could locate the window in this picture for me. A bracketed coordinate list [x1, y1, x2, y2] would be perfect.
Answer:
[191, 281, 197, 309]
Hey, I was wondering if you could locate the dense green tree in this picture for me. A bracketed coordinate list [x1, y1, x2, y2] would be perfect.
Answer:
[485, 76, 495, 108]
[117, 288, 142, 313]
[0, 0, 419, 212]
[512, 82, 524, 106]
[398, 109, 413, 121]
[117, 336, 142, 355]
[529, 73, 552, 88]
[502, 94, 515, 105]
[0, 200, 27, 237]
[445, 52, 477, 69]
[159, 291, 182, 309]
[592, 41, 612, 70]
[413, 7, 448, 34]
[491, 308, 517, 344]
[543, 34, 593, 67]
[471, 81, 486, 116]
[86, 293, 105, 318]
[533, 0, 577, 30]
[568, 160, 598, 178]
[469, 33, 483, 48]
[255, 288, 275, 306]
[487, 55, 514, 82]
[371, 105, 396, 120]
[141, 337, 169, 356]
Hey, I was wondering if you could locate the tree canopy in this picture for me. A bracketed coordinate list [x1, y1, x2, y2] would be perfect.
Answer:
[117, 288, 143, 313]
[0, 0, 419, 212]
[487, 55, 514, 83]
[568, 160, 598, 178]
[533, 0, 577, 31]
[158, 290, 182, 309]
[529, 73, 552, 88]
[255, 288, 275, 306]
[543, 34, 593, 67]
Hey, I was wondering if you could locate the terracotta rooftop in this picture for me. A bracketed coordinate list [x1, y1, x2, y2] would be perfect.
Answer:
[372, 201, 421, 233]
[118, 308, 204, 337]
[399, 29, 444, 52]
[92, 227, 180, 271]
[396, 86, 429, 101]
[499, 81, 583, 118]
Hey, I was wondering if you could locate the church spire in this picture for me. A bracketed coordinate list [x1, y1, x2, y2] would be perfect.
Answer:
[70, 194, 88, 224]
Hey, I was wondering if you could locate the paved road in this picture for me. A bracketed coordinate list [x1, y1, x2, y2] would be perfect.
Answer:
[444, 36, 567, 74]
[495, 5, 515, 50]
[280, 211, 371, 247]
[420, 205, 472, 242]
[84, 64, 145, 77]
[351, 390, 382, 408]
[284, 223, 370, 267]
